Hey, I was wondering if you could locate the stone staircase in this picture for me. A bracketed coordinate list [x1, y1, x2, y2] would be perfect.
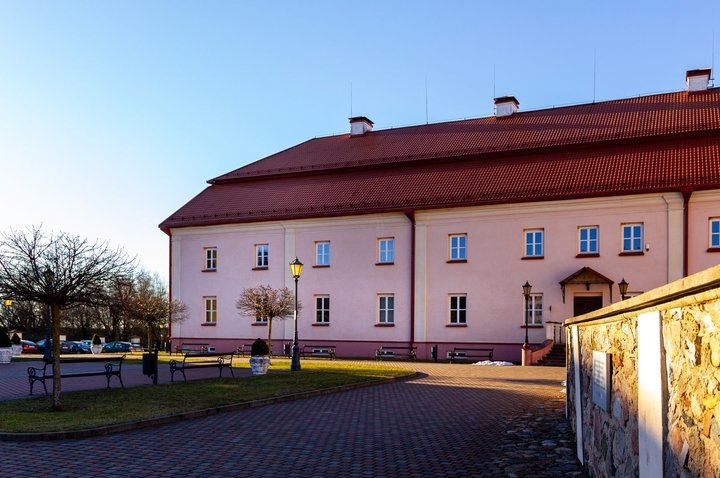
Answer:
[536, 343, 566, 367]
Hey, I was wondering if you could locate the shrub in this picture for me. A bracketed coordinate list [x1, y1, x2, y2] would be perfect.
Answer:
[0, 329, 11, 348]
[10, 333, 21, 345]
[92, 334, 101, 345]
[250, 338, 269, 356]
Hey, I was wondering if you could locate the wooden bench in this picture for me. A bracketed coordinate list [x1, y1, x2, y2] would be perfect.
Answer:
[449, 347, 494, 363]
[169, 351, 235, 382]
[175, 342, 210, 354]
[376, 346, 417, 361]
[237, 344, 255, 356]
[27, 355, 125, 396]
[237, 343, 290, 357]
[302, 344, 336, 359]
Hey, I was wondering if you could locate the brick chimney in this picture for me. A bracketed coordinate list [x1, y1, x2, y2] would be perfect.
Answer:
[686, 68, 711, 92]
[494, 96, 519, 117]
[349, 116, 374, 136]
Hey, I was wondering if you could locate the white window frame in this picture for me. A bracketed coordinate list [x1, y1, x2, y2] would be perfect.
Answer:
[315, 241, 331, 266]
[378, 294, 395, 324]
[315, 295, 330, 323]
[378, 238, 395, 264]
[449, 234, 467, 261]
[524, 293, 543, 326]
[255, 244, 269, 268]
[204, 296, 217, 324]
[204, 247, 217, 271]
[710, 218, 720, 248]
[578, 226, 599, 254]
[621, 223, 643, 253]
[524, 229, 544, 257]
[449, 294, 467, 324]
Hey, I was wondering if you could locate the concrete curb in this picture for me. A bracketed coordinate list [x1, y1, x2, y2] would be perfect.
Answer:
[0, 372, 420, 442]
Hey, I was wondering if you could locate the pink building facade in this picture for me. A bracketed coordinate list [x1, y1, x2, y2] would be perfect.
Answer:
[161, 68, 720, 361]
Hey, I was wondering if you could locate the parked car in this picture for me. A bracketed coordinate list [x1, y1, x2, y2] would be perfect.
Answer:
[73, 341, 92, 354]
[21, 340, 39, 354]
[101, 341, 133, 353]
[36, 339, 81, 354]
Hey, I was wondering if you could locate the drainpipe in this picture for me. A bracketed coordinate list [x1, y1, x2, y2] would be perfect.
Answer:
[404, 211, 416, 349]
[681, 188, 693, 277]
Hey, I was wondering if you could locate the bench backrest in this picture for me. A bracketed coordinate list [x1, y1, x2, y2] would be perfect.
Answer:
[38, 355, 126, 375]
[179, 343, 209, 352]
[182, 351, 234, 363]
[46, 355, 125, 365]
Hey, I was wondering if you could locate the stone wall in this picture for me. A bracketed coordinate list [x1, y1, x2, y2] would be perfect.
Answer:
[663, 299, 720, 476]
[566, 265, 720, 477]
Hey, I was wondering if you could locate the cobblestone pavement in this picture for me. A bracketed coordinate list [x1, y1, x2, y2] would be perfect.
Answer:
[0, 361, 583, 478]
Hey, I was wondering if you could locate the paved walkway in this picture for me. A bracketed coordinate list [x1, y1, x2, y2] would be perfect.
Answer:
[1, 355, 250, 400]
[0, 360, 582, 477]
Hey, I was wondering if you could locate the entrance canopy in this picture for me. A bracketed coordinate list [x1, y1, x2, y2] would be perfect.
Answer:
[559, 266, 615, 303]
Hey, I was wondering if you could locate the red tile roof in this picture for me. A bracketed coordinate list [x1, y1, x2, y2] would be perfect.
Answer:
[211, 89, 720, 183]
[160, 88, 720, 232]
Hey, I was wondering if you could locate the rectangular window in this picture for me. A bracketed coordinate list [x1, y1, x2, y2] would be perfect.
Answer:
[524, 294, 543, 326]
[204, 296, 217, 324]
[315, 295, 330, 323]
[255, 244, 269, 268]
[204, 247, 217, 271]
[710, 218, 720, 248]
[315, 241, 331, 266]
[622, 223, 643, 252]
[449, 234, 467, 261]
[255, 315, 267, 324]
[449, 294, 467, 324]
[524, 229, 544, 257]
[378, 238, 395, 264]
[578, 226, 599, 254]
[378, 295, 395, 323]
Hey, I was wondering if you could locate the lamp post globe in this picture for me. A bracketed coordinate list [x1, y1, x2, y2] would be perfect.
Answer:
[289, 257, 303, 372]
[618, 278, 629, 301]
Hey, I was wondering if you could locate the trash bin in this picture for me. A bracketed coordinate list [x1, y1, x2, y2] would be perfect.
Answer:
[142, 352, 157, 376]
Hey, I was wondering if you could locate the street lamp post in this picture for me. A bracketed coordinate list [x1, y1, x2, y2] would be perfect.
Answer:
[522, 281, 532, 366]
[43, 268, 54, 362]
[289, 257, 304, 372]
[618, 278, 629, 300]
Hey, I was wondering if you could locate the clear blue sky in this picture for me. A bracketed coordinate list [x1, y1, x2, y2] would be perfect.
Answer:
[1, 1, 718, 280]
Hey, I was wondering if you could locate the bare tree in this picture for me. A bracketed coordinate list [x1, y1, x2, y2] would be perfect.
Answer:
[0, 227, 135, 410]
[0, 300, 43, 336]
[236, 285, 295, 354]
[125, 271, 187, 349]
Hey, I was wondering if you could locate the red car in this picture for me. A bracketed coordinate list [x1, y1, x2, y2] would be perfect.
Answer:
[21, 340, 39, 353]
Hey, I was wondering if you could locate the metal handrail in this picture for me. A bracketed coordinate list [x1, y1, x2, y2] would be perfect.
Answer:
[545, 321, 566, 344]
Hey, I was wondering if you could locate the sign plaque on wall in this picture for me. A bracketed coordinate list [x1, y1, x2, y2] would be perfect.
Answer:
[592, 350, 612, 411]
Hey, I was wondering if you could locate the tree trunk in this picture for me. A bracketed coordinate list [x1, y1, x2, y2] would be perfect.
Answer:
[51, 304, 62, 411]
[267, 318, 273, 356]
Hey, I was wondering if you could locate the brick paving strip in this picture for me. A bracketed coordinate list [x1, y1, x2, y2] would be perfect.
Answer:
[0, 360, 583, 477]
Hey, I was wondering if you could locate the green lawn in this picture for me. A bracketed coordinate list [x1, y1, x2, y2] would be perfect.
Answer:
[0, 361, 411, 433]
